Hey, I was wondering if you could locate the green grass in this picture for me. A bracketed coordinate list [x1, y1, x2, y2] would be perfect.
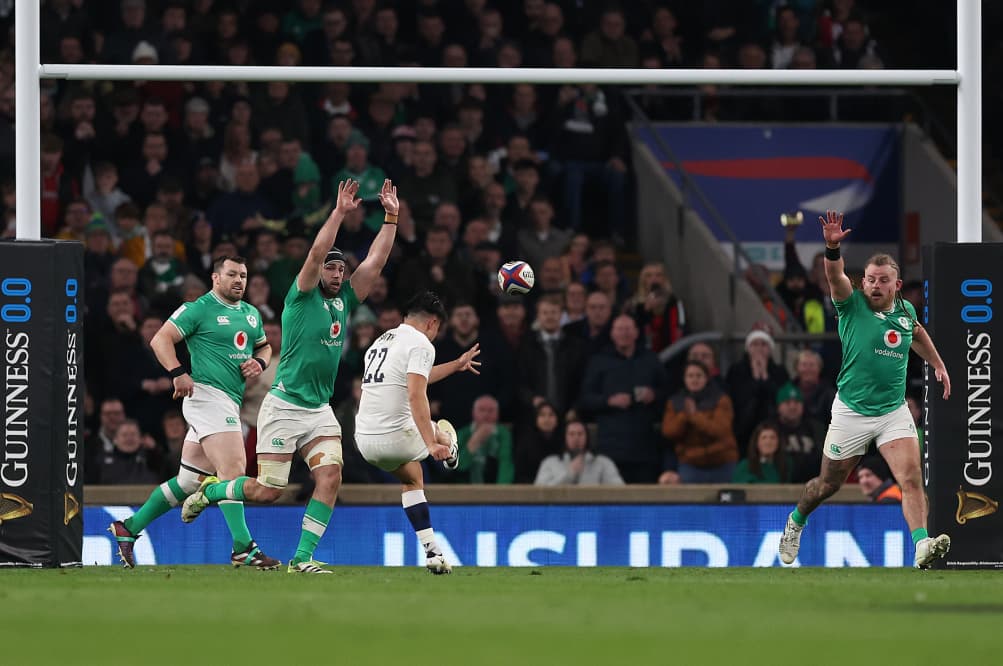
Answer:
[2, 567, 1002, 665]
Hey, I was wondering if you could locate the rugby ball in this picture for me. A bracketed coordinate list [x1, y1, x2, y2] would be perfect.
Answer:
[497, 261, 535, 295]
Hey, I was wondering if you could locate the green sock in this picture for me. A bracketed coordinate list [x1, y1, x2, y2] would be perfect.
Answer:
[292, 499, 333, 565]
[791, 508, 808, 526]
[219, 499, 253, 552]
[124, 478, 187, 535]
[911, 527, 929, 545]
[205, 477, 247, 503]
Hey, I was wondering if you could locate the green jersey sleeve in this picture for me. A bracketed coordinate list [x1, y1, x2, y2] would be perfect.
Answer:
[169, 300, 203, 338]
[341, 279, 360, 314]
[250, 304, 267, 347]
[832, 289, 863, 318]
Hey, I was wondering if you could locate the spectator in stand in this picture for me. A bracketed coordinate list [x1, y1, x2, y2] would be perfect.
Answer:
[334, 131, 388, 231]
[496, 295, 528, 352]
[54, 198, 91, 242]
[245, 274, 277, 322]
[400, 140, 459, 233]
[83, 219, 117, 301]
[159, 409, 188, 481]
[639, 6, 685, 68]
[561, 281, 588, 327]
[119, 131, 180, 208]
[517, 295, 589, 429]
[218, 122, 257, 193]
[59, 89, 99, 179]
[482, 182, 518, 257]
[93, 419, 161, 486]
[517, 197, 572, 274]
[430, 302, 512, 426]
[792, 349, 836, 425]
[177, 97, 220, 170]
[503, 159, 541, 228]
[732, 421, 791, 483]
[394, 225, 475, 309]
[86, 162, 132, 236]
[857, 456, 902, 503]
[580, 314, 668, 483]
[625, 262, 686, 353]
[774, 382, 825, 484]
[822, 15, 881, 69]
[85, 398, 127, 484]
[563, 290, 613, 354]
[662, 360, 739, 483]
[547, 83, 627, 238]
[516, 400, 564, 484]
[581, 7, 639, 68]
[523, 1, 564, 66]
[113, 314, 175, 439]
[591, 260, 629, 313]
[535, 419, 625, 486]
[771, 6, 805, 69]
[207, 161, 276, 240]
[727, 328, 790, 449]
[817, 0, 858, 48]
[137, 230, 188, 312]
[40, 133, 79, 237]
[453, 395, 515, 484]
[105, 0, 157, 65]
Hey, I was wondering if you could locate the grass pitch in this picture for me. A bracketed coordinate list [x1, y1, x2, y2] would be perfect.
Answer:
[3, 566, 1001, 665]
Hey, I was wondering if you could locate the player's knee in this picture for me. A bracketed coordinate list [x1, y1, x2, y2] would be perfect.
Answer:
[177, 463, 209, 496]
[256, 459, 291, 501]
[313, 463, 343, 493]
[899, 472, 922, 493]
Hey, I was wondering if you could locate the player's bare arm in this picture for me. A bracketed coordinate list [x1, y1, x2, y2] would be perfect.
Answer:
[911, 323, 951, 399]
[407, 372, 451, 460]
[152, 320, 194, 399]
[296, 179, 361, 293]
[239, 340, 272, 379]
[351, 179, 400, 301]
[819, 209, 853, 302]
[429, 343, 481, 384]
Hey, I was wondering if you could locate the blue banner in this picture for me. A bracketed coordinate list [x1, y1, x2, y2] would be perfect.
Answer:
[635, 124, 901, 260]
[85, 505, 912, 568]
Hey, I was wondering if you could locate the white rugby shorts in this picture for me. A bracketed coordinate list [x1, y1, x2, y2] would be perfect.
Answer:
[355, 424, 431, 472]
[823, 393, 917, 460]
[182, 382, 242, 442]
[256, 392, 343, 458]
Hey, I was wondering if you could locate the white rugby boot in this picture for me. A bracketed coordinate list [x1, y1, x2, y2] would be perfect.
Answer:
[778, 513, 804, 565]
[914, 534, 951, 569]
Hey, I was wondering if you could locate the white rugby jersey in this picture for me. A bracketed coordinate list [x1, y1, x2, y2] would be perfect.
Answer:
[355, 323, 435, 435]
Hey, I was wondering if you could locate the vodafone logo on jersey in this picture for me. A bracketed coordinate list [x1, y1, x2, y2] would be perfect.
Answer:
[330, 321, 341, 338]
[883, 329, 903, 348]
[234, 330, 248, 350]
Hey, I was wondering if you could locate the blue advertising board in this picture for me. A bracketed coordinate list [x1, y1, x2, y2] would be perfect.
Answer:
[84, 505, 912, 568]
[635, 125, 901, 267]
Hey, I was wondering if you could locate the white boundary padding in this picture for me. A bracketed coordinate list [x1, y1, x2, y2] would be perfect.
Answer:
[957, 0, 982, 243]
[39, 64, 960, 86]
[15, 1, 41, 241]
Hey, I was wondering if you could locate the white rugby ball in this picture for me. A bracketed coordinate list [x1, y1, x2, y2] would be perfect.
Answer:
[497, 260, 535, 295]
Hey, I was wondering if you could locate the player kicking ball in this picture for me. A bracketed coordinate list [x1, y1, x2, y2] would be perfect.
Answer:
[779, 210, 952, 569]
[354, 290, 480, 574]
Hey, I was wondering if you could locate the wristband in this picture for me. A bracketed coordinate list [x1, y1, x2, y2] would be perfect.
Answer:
[824, 245, 841, 261]
[253, 357, 267, 371]
[384, 212, 398, 224]
[168, 366, 188, 379]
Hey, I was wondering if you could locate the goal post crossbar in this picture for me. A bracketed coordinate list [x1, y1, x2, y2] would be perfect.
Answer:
[38, 64, 961, 86]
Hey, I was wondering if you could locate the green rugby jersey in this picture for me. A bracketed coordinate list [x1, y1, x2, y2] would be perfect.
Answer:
[169, 291, 267, 406]
[269, 280, 359, 408]
[833, 289, 917, 417]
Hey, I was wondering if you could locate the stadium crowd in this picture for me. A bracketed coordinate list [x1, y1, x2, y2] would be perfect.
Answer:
[0, 0, 933, 489]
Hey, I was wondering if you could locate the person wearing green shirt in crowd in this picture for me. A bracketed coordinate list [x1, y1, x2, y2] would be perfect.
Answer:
[333, 130, 388, 232]
[732, 422, 791, 484]
[780, 209, 952, 569]
[183, 178, 401, 574]
[454, 395, 515, 484]
[109, 255, 278, 570]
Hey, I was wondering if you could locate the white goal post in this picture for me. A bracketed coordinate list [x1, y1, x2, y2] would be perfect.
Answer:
[15, 1, 982, 243]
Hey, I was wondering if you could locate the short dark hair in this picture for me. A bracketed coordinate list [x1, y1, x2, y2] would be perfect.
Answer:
[213, 255, 247, 273]
[405, 290, 447, 323]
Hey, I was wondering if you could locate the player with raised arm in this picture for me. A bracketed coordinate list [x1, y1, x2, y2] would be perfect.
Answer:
[354, 290, 481, 574]
[108, 255, 279, 569]
[779, 210, 952, 569]
[182, 179, 406, 573]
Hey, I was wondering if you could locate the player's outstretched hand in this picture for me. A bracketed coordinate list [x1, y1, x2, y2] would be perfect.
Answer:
[427, 442, 452, 461]
[377, 179, 399, 215]
[456, 343, 481, 375]
[935, 365, 951, 399]
[239, 358, 263, 379]
[172, 374, 195, 400]
[819, 209, 851, 246]
[335, 178, 362, 212]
